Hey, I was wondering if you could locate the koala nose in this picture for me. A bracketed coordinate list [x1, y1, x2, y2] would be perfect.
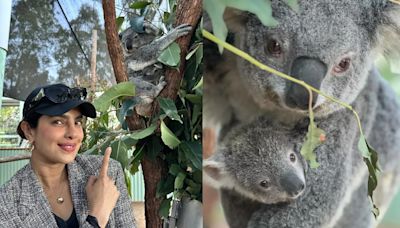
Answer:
[280, 173, 306, 197]
[286, 56, 327, 110]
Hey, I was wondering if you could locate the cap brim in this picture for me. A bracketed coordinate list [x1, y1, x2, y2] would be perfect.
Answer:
[35, 100, 97, 118]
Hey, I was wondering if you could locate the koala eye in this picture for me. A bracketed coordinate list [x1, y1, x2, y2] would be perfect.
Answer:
[259, 180, 271, 189]
[266, 39, 282, 57]
[289, 153, 296, 163]
[333, 57, 351, 74]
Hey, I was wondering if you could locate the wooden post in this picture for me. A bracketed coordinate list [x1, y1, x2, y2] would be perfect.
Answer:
[90, 29, 98, 101]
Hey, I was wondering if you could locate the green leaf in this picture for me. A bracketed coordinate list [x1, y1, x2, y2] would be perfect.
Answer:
[157, 175, 175, 198]
[285, 0, 299, 11]
[204, 0, 277, 52]
[129, 145, 145, 174]
[161, 120, 181, 149]
[130, 124, 157, 140]
[192, 77, 203, 92]
[179, 141, 202, 170]
[169, 164, 183, 175]
[174, 172, 186, 189]
[158, 97, 183, 123]
[203, 0, 227, 53]
[300, 119, 325, 168]
[93, 82, 135, 113]
[129, 1, 152, 9]
[116, 17, 124, 31]
[185, 94, 202, 104]
[185, 43, 201, 60]
[163, 12, 171, 23]
[121, 136, 138, 149]
[110, 140, 129, 169]
[358, 135, 380, 218]
[117, 98, 139, 125]
[158, 42, 181, 67]
[159, 198, 172, 218]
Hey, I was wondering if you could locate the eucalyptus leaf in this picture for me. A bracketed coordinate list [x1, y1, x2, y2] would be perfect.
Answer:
[129, 145, 145, 174]
[203, 0, 227, 53]
[358, 135, 380, 218]
[163, 12, 171, 23]
[124, 170, 133, 198]
[161, 120, 181, 149]
[185, 94, 202, 104]
[93, 82, 135, 113]
[158, 42, 181, 67]
[159, 97, 183, 123]
[204, 0, 278, 52]
[117, 98, 139, 125]
[129, 1, 152, 9]
[110, 140, 129, 169]
[116, 17, 124, 31]
[169, 164, 183, 175]
[179, 141, 202, 170]
[285, 0, 299, 11]
[159, 198, 172, 218]
[192, 77, 203, 92]
[174, 172, 186, 189]
[300, 119, 325, 168]
[157, 175, 175, 198]
[130, 124, 157, 140]
[185, 43, 201, 60]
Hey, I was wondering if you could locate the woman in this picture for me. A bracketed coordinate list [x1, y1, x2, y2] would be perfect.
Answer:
[0, 84, 136, 227]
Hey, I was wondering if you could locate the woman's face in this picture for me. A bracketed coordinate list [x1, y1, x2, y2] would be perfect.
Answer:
[29, 108, 84, 165]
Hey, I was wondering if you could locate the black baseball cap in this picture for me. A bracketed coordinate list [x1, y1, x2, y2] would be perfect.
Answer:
[17, 84, 96, 139]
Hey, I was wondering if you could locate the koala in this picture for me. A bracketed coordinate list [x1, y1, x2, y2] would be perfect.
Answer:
[204, 118, 307, 205]
[204, 0, 400, 227]
[120, 23, 191, 116]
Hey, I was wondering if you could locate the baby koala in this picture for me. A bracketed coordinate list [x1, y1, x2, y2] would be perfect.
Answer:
[204, 117, 307, 204]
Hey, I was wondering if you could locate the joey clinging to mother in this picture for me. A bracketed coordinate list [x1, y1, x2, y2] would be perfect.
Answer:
[119, 22, 191, 116]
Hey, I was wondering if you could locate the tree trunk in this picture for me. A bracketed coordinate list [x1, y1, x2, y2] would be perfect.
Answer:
[102, 0, 202, 227]
[101, 0, 128, 84]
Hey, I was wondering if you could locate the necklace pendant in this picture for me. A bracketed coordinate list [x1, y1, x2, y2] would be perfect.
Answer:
[56, 197, 64, 204]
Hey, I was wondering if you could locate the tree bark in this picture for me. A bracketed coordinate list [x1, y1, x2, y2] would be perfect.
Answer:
[102, 0, 202, 227]
[102, 0, 128, 83]
[161, 0, 202, 100]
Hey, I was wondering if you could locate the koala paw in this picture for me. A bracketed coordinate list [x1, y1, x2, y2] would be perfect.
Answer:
[154, 76, 167, 97]
[173, 24, 192, 37]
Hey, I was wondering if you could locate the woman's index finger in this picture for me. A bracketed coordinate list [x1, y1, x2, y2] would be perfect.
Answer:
[100, 147, 112, 177]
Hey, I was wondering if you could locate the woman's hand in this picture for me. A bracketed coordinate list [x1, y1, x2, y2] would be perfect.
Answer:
[85, 147, 120, 227]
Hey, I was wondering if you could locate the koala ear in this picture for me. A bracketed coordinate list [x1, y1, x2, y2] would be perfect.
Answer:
[224, 8, 250, 33]
[372, 1, 400, 58]
[203, 157, 225, 182]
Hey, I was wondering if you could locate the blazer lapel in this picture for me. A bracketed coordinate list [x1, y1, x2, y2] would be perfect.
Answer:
[68, 159, 89, 225]
[19, 162, 58, 227]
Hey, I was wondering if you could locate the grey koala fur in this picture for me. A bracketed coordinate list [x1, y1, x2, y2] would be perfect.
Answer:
[204, 0, 400, 227]
[204, 118, 307, 205]
[120, 23, 191, 116]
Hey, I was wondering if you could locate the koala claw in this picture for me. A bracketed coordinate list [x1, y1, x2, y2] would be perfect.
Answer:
[174, 23, 192, 37]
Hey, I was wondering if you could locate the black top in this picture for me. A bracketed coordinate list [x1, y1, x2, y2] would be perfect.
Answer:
[53, 208, 79, 228]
